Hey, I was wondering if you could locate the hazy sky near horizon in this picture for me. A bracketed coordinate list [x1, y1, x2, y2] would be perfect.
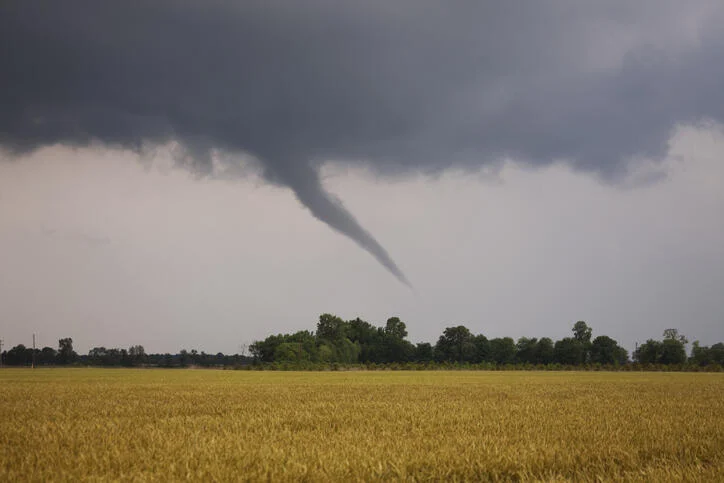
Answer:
[2, 123, 723, 353]
[1, 1, 724, 353]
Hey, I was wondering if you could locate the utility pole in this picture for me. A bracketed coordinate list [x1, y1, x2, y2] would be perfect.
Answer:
[0, 339, 4, 368]
[32, 333, 36, 369]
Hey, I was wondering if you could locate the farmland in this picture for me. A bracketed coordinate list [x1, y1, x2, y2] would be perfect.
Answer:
[1, 370, 722, 481]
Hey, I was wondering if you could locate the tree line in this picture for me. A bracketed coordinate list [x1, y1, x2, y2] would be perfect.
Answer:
[0, 339, 251, 368]
[249, 316, 722, 368]
[1, 316, 723, 369]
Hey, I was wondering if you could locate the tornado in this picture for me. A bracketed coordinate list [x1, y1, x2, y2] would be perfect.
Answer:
[264, 160, 411, 287]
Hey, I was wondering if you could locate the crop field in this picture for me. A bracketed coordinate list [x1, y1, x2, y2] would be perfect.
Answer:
[0, 370, 722, 481]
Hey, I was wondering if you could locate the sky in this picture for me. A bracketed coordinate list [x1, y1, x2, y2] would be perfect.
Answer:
[1, 1, 723, 353]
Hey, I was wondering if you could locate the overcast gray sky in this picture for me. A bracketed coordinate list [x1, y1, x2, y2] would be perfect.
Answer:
[2, 124, 722, 353]
[1, 1, 723, 353]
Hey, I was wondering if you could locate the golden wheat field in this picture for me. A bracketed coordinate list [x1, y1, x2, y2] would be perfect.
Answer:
[0, 369, 722, 482]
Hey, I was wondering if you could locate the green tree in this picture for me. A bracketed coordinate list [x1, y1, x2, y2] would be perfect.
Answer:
[490, 337, 516, 365]
[375, 317, 414, 362]
[384, 317, 408, 339]
[535, 337, 555, 364]
[660, 338, 686, 365]
[57, 338, 77, 365]
[633, 339, 662, 364]
[663, 328, 688, 345]
[251, 331, 319, 363]
[317, 343, 335, 363]
[379, 336, 414, 363]
[128, 345, 147, 365]
[658, 329, 687, 365]
[347, 318, 381, 362]
[590, 335, 627, 365]
[434, 326, 475, 362]
[473, 334, 491, 363]
[288, 331, 319, 361]
[274, 342, 311, 362]
[334, 338, 362, 363]
[88, 346, 126, 366]
[6, 345, 31, 365]
[316, 313, 347, 342]
[689, 341, 717, 366]
[179, 349, 191, 367]
[315, 313, 361, 363]
[121, 349, 131, 367]
[572, 321, 593, 362]
[89, 347, 107, 365]
[39, 347, 57, 365]
[572, 321, 592, 344]
[614, 346, 629, 365]
[554, 337, 585, 365]
[347, 318, 377, 345]
[515, 337, 538, 364]
[712, 343, 724, 365]
[250, 334, 286, 362]
[414, 342, 434, 362]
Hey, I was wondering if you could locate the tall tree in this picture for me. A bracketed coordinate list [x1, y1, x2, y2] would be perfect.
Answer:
[535, 338, 555, 364]
[6, 345, 30, 365]
[554, 338, 585, 365]
[274, 342, 311, 362]
[434, 326, 475, 363]
[490, 337, 516, 364]
[347, 318, 377, 345]
[374, 317, 413, 362]
[515, 337, 538, 364]
[572, 321, 593, 362]
[711, 343, 724, 365]
[591, 336, 627, 365]
[660, 339, 687, 365]
[384, 317, 408, 340]
[663, 329, 688, 345]
[414, 342, 434, 362]
[659, 329, 688, 364]
[572, 321, 592, 344]
[39, 347, 57, 365]
[473, 334, 491, 363]
[690, 341, 707, 365]
[251, 335, 285, 362]
[57, 338, 77, 365]
[347, 318, 380, 362]
[634, 340, 663, 364]
[316, 313, 347, 342]
[128, 345, 147, 365]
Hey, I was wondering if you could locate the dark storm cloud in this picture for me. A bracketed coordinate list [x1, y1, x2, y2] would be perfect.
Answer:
[2, 1, 723, 283]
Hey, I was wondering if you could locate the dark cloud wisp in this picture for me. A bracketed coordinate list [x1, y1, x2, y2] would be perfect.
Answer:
[2, 1, 723, 283]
